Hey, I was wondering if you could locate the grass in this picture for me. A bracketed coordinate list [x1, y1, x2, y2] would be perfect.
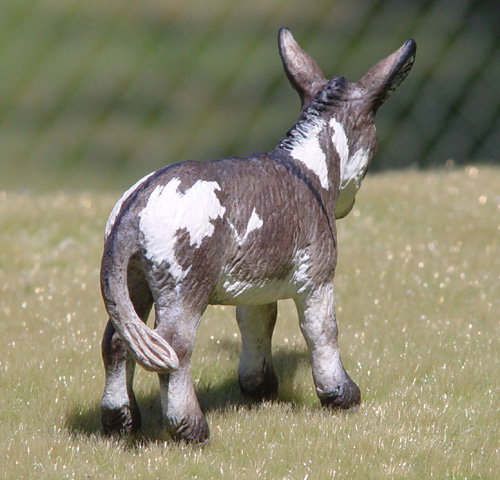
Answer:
[0, 166, 499, 479]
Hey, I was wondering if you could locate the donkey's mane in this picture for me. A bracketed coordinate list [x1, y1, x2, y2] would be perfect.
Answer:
[309, 76, 347, 113]
[277, 76, 347, 151]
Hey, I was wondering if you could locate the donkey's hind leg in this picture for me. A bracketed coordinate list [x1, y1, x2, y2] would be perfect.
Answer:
[155, 305, 209, 444]
[236, 302, 278, 399]
[100, 265, 153, 435]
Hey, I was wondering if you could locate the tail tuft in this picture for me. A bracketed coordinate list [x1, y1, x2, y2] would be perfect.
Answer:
[125, 321, 179, 373]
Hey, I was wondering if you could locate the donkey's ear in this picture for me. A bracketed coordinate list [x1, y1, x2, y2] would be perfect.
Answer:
[358, 38, 416, 113]
[278, 27, 326, 109]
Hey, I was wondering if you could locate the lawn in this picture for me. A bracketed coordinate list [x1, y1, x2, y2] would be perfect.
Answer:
[0, 166, 498, 479]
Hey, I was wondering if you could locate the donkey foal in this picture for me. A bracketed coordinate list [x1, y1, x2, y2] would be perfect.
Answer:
[100, 28, 416, 444]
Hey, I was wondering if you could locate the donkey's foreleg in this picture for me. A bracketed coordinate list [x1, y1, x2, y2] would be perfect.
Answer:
[101, 320, 141, 434]
[236, 303, 278, 399]
[296, 283, 360, 410]
[155, 307, 209, 444]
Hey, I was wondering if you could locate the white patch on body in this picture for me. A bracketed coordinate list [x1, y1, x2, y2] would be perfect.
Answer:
[221, 278, 256, 299]
[289, 117, 330, 190]
[105, 171, 155, 240]
[219, 270, 288, 305]
[291, 248, 313, 294]
[329, 117, 372, 218]
[219, 276, 297, 306]
[245, 208, 264, 238]
[229, 207, 264, 245]
[218, 248, 313, 304]
[139, 178, 226, 280]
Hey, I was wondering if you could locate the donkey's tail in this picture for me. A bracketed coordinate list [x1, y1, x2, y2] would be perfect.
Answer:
[100, 236, 179, 374]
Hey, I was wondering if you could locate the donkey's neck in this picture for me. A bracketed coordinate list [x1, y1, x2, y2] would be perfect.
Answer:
[274, 109, 376, 219]
[274, 113, 338, 192]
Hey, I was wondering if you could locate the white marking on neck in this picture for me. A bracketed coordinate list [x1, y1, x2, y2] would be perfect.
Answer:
[342, 147, 371, 190]
[334, 147, 371, 218]
[105, 171, 155, 240]
[289, 117, 330, 190]
[329, 117, 371, 218]
[139, 178, 226, 280]
[329, 118, 349, 176]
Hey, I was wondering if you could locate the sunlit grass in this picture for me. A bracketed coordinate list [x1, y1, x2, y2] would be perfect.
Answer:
[0, 166, 499, 479]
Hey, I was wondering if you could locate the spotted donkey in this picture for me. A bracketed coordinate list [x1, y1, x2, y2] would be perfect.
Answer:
[100, 28, 416, 443]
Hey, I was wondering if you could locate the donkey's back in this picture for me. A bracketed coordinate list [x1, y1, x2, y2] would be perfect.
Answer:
[105, 152, 337, 307]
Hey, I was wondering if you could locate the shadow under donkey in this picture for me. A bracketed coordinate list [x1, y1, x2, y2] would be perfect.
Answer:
[66, 341, 310, 442]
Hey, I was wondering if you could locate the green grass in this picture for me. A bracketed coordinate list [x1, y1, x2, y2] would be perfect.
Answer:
[0, 166, 499, 479]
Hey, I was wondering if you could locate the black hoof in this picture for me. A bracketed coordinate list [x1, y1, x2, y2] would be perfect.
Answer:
[319, 378, 361, 411]
[239, 373, 279, 401]
[101, 405, 141, 436]
[170, 416, 210, 445]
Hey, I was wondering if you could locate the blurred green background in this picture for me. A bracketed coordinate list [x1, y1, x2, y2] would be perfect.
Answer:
[1, 0, 499, 191]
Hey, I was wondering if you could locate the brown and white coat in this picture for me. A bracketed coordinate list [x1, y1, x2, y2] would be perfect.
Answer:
[100, 28, 416, 443]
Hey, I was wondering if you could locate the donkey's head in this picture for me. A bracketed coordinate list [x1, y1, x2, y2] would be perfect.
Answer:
[279, 28, 416, 218]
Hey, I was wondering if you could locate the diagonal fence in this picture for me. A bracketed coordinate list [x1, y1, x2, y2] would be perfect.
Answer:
[1, 0, 499, 190]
